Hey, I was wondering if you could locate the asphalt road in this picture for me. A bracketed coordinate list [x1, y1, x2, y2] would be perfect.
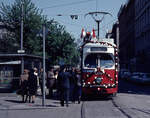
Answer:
[0, 79, 150, 118]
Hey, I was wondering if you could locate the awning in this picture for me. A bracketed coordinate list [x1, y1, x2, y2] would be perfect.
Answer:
[0, 60, 21, 65]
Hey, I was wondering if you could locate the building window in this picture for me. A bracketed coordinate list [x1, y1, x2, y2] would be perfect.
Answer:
[146, 9, 148, 25]
[149, 7, 150, 25]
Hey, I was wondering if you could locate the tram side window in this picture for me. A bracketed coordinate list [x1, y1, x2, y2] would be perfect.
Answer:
[84, 54, 97, 68]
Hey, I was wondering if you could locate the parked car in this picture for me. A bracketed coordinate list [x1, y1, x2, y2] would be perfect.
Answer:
[130, 72, 150, 84]
[130, 72, 141, 82]
[119, 71, 131, 80]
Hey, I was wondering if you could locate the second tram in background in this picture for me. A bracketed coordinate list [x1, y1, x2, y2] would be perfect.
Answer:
[80, 29, 119, 97]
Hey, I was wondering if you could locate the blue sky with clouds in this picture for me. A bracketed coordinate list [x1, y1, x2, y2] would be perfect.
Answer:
[1, 0, 127, 39]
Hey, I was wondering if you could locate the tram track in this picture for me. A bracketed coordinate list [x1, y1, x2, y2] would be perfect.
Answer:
[81, 96, 135, 118]
[111, 98, 132, 118]
[81, 101, 86, 118]
[81, 98, 133, 118]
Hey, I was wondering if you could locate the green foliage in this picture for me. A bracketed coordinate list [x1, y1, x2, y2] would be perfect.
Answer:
[0, 0, 43, 54]
[0, 0, 80, 66]
[45, 20, 80, 65]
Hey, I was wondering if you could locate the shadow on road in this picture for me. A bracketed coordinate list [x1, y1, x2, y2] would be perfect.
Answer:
[81, 95, 113, 101]
[33, 104, 58, 107]
[118, 79, 150, 95]
[5, 100, 23, 103]
[0, 89, 13, 93]
[5, 99, 59, 108]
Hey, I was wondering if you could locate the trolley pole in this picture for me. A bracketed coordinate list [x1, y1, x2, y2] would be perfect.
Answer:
[84, 11, 112, 40]
[96, 20, 100, 39]
[42, 24, 46, 106]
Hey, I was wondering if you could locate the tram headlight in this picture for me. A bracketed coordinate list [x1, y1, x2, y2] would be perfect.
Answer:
[94, 68, 97, 72]
[112, 84, 115, 87]
[82, 83, 85, 87]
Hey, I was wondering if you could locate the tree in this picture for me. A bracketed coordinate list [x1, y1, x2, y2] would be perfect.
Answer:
[45, 20, 80, 65]
[0, 0, 80, 66]
[0, 0, 43, 54]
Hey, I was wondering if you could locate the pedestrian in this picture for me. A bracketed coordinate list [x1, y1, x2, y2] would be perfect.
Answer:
[28, 68, 38, 103]
[34, 67, 39, 84]
[75, 69, 82, 104]
[54, 70, 59, 83]
[39, 68, 47, 95]
[47, 67, 55, 98]
[54, 69, 59, 98]
[57, 67, 71, 107]
[69, 67, 76, 102]
[20, 69, 29, 102]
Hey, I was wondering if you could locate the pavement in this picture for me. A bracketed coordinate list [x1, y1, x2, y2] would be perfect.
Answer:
[0, 92, 72, 110]
[0, 92, 83, 118]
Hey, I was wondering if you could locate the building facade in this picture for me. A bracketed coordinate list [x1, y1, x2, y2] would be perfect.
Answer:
[118, 0, 135, 72]
[135, 0, 150, 72]
[0, 54, 49, 91]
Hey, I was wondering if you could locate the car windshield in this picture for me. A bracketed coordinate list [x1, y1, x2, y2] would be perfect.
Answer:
[84, 53, 114, 68]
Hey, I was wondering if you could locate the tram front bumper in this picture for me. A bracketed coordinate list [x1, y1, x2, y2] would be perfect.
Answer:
[82, 85, 117, 95]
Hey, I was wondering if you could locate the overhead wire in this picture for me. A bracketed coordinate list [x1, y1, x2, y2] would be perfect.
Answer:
[56, 19, 93, 29]
[35, 0, 117, 38]
[42, 0, 95, 9]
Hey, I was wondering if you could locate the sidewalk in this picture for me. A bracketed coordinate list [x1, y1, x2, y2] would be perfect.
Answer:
[0, 93, 65, 110]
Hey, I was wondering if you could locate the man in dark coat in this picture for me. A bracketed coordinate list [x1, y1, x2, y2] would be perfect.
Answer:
[57, 67, 71, 107]
[28, 69, 38, 103]
[69, 67, 76, 102]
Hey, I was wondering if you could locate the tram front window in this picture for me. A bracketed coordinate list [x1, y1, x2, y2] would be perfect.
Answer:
[84, 53, 114, 68]
[84, 54, 97, 68]
[100, 53, 114, 68]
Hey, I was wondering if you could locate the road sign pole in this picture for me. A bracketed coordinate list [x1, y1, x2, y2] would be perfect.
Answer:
[42, 24, 46, 106]
[21, 1, 24, 74]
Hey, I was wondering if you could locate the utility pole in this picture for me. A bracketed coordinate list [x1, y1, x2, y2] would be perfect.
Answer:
[21, 1, 24, 74]
[42, 24, 46, 106]
[116, 21, 120, 71]
[96, 20, 100, 39]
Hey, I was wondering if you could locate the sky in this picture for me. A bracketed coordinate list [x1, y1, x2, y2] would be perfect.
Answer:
[1, 0, 127, 39]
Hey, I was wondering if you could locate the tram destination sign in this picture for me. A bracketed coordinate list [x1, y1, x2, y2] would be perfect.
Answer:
[90, 47, 107, 51]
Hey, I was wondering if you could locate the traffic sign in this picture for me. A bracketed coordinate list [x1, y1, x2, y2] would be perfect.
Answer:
[17, 50, 25, 53]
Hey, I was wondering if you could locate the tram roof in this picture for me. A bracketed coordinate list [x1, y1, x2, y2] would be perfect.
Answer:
[83, 38, 116, 48]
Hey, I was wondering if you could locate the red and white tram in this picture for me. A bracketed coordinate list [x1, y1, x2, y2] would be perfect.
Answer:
[80, 31, 118, 96]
